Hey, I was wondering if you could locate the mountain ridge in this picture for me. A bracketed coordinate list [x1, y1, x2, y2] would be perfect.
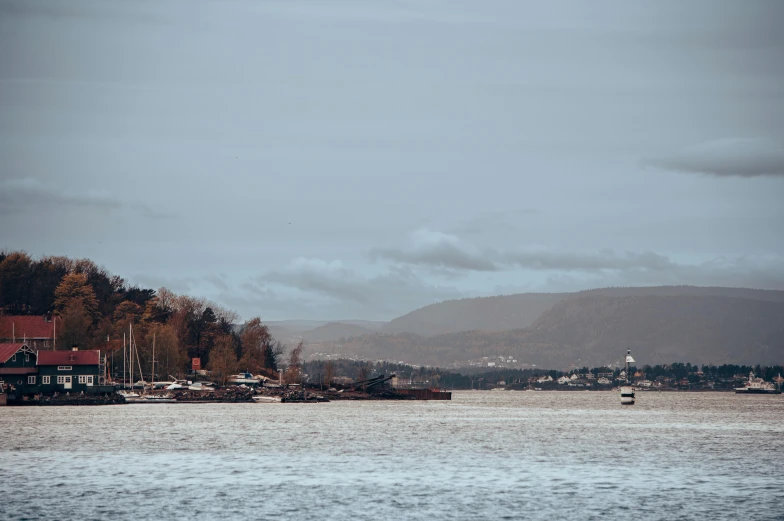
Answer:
[310, 294, 784, 368]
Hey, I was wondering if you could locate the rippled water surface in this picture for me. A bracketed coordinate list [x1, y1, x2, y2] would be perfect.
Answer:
[2, 391, 783, 520]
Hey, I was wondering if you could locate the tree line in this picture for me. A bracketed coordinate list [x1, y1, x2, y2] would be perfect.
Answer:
[0, 251, 295, 383]
[303, 359, 784, 390]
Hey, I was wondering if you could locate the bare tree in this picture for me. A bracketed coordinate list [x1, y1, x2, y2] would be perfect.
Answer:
[208, 334, 239, 385]
[324, 360, 335, 387]
[285, 341, 304, 384]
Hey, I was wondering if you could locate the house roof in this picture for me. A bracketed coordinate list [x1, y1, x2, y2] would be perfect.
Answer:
[0, 315, 56, 340]
[37, 350, 100, 366]
[0, 343, 28, 364]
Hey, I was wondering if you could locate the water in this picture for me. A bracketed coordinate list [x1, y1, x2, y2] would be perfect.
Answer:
[2, 391, 783, 520]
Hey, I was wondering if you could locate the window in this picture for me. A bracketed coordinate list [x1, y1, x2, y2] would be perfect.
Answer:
[25, 354, 30, 362]
[42, 376, 50, 384]
[27, 376, 36, 385]
[57, 376, 66, 384]
[44, 341, 50, 348]
[78, 375, 87, 384]
[12, 354, 16, 362]
[57, 366, 72, 371]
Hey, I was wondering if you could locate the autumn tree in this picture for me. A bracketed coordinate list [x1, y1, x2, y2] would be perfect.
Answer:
[208, 334, 239, 385]
[54, 273, 99, 319]
[237, 318, 273, 374]
[285, 341, 304, 384]
[58, 301, 92, 350]
[324, 359, 336, 387]
[144, 324, 185, 380]
[114, 300, 143, 323]
[142, 296, 171, 323]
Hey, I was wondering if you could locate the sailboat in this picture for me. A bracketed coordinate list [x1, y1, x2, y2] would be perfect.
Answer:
[620, 349, 636, 405]
[118, 325, 175, 403]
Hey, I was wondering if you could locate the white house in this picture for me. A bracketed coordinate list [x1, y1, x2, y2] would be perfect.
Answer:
[557, 376, 571, 385]
[536, 375, 553, 383]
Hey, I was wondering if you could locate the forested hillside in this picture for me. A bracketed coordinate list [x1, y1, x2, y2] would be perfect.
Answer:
[0, 251, 285, 381]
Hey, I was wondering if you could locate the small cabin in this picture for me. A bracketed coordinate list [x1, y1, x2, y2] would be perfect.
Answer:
[0, 343, 39, 394]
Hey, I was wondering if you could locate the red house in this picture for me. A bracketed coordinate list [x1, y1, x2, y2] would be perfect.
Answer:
[0, 315, 57, 350]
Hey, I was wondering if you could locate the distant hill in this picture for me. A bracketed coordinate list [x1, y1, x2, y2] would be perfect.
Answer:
[302, 322, 375, 342]
[318, 295, 784, 368]
[266, 319, 384, 344]
[382, 286, 784, 337]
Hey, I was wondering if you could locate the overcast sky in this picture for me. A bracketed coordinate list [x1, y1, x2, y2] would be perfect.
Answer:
[1, 0, 783, 320]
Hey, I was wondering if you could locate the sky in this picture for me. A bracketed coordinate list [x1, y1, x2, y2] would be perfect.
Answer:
[1, 0, 783, 321]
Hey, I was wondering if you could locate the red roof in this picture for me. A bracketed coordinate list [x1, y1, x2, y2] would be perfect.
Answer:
[0, 343, 28, 364]
[0, 316, 56, 340]
[37, 350, 100, 366]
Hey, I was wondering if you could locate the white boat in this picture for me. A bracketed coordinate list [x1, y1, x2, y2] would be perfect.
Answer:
[188, 382, 216, 392]
[140, 393, 176, 403]
[734, 372, 780, 394]
[252, 395, 282, 403]
[620, 349, 636, 405]
[228, 372, 262, 385]
[118, 390, 144, 403]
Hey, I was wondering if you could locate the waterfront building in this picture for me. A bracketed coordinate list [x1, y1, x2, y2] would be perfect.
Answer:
[1, 345, 113, 397]
[0, 342, 39, 394]
[37, 349, 105, 393]
[0, 315, 57, 350]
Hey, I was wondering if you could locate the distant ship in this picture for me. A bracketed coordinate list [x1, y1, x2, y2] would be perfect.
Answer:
[734, 372, 781, 394]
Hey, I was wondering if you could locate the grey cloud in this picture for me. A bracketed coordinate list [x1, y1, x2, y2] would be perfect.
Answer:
[543, 255, 784, 292]
[644, 138, 784, 178]
[0, 178, 175, 219]
[500, 249, 675, 272]
[204, 273, 229, 292]
[0, 0, 168, 24]
[131, 274, 197, 294]
[369, 229, 498, 272]
[0, 177, 121, 211]
[448, 209, 539, 236]
[128, 203, 178, 220]
[369, 229, 676, 274]
[237, 258, 464, 319]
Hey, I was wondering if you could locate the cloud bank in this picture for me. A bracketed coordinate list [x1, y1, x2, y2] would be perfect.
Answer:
[644, 138, 784, 178]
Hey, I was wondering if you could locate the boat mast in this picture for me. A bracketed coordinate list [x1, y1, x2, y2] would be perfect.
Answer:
[129, 324, 134, 391]
[133, 328, 145, 393]
[151, 332, 155, 389]
[123, 332, 126, 389]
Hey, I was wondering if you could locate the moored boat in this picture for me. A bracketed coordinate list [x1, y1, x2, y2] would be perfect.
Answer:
[734, 372, 780, 394]
[252, 395, 282, 403]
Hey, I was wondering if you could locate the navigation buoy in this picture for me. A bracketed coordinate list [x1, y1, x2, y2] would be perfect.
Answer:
[620, 349, 635, 405]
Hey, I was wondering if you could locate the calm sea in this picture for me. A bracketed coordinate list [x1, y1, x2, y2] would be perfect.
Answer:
[2, 391, 783, 520]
